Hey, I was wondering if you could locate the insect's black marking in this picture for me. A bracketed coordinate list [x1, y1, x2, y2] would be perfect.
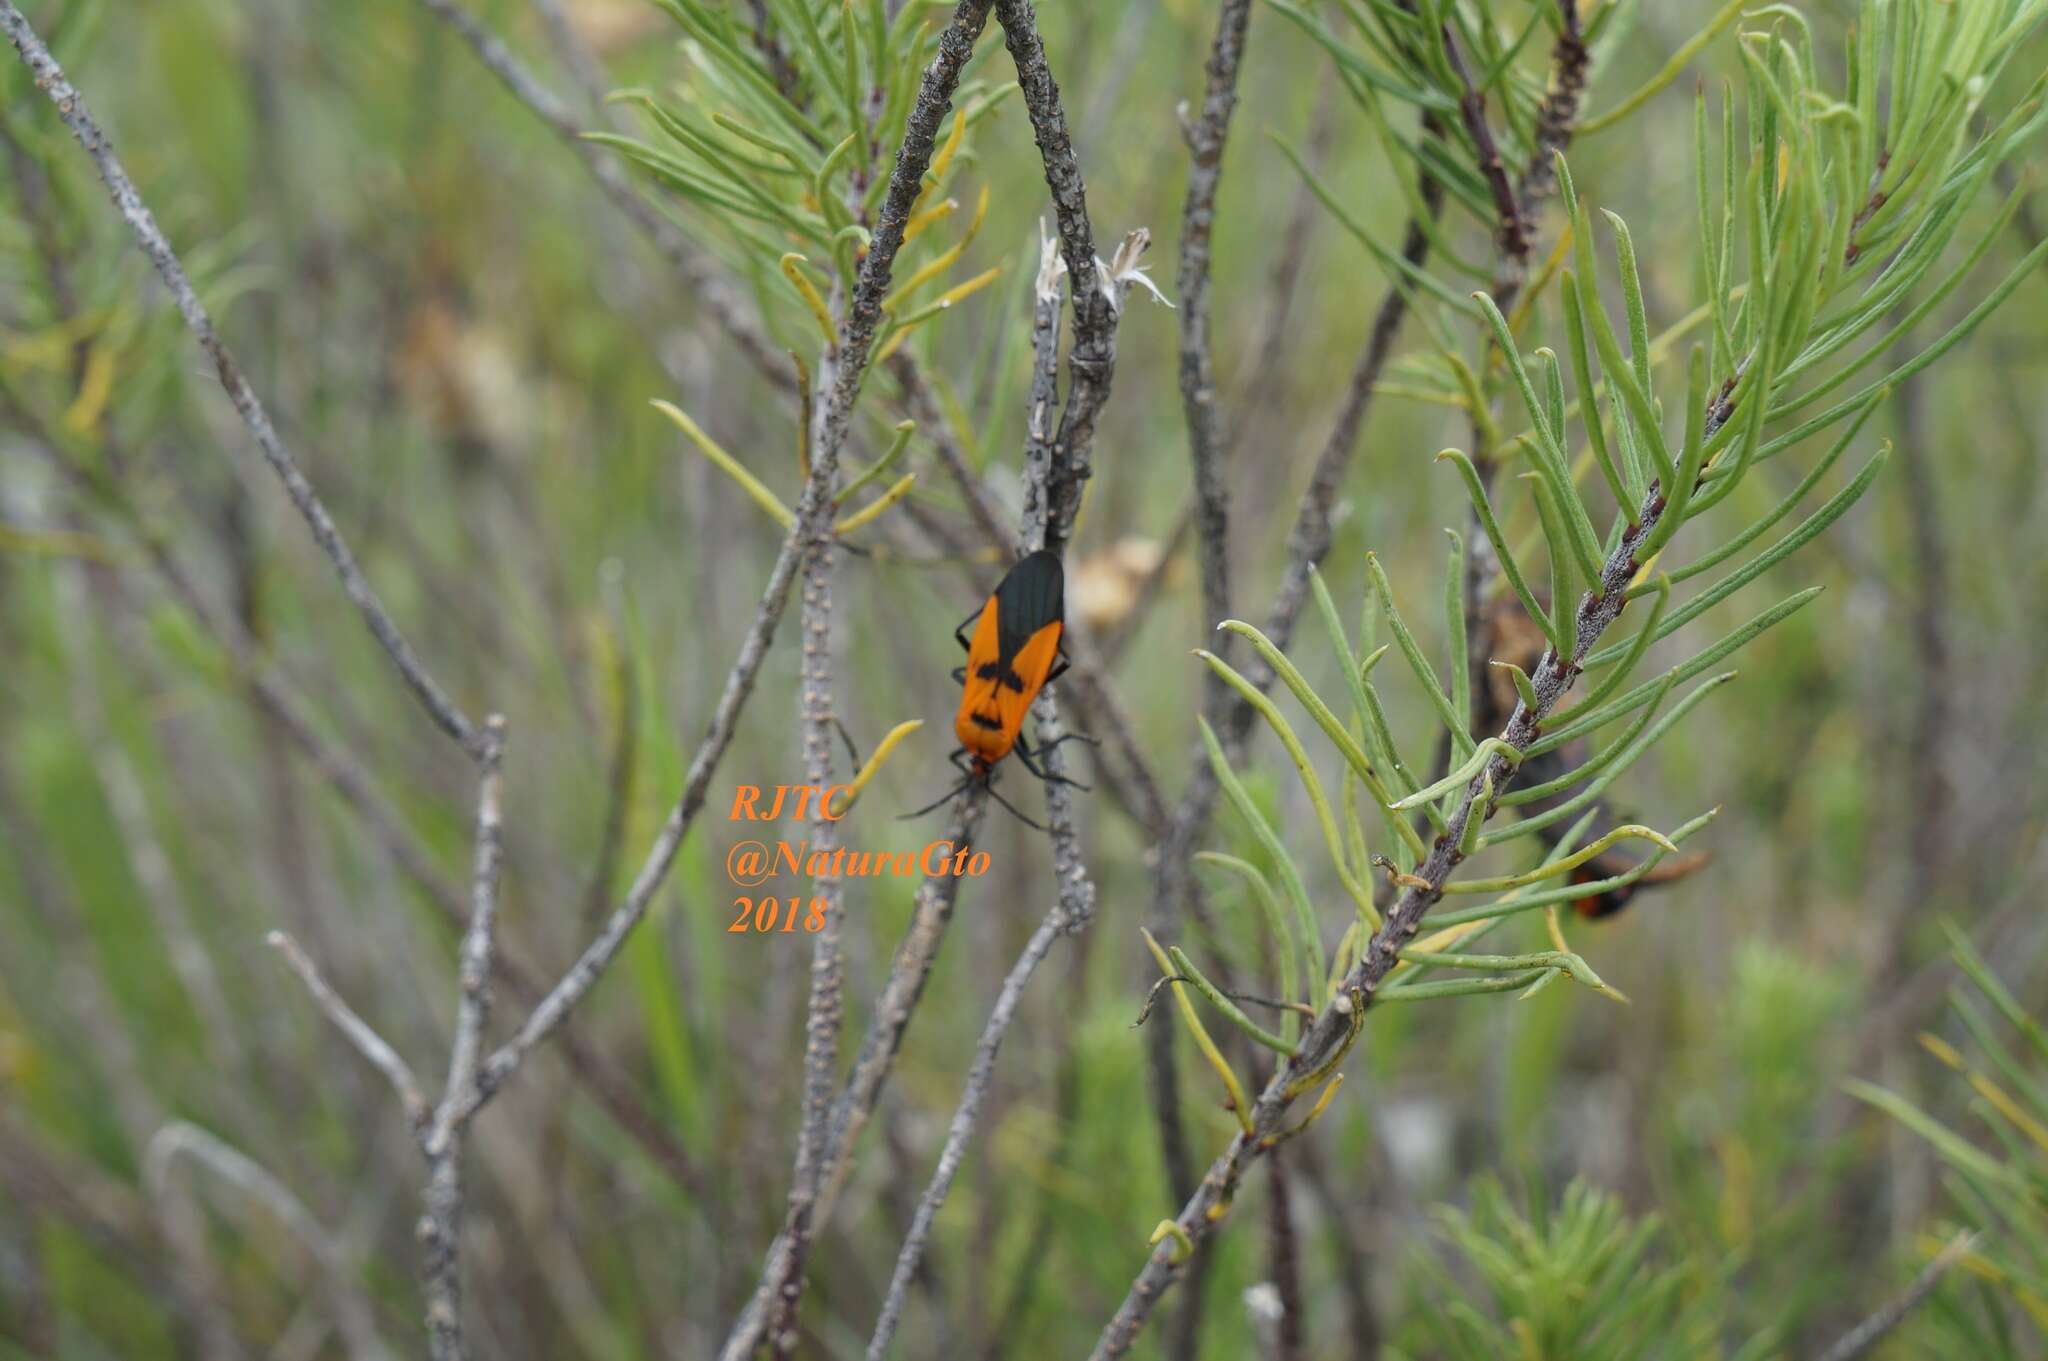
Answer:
[976, 658, 1028, 691]
[970, 712, 1004, 732]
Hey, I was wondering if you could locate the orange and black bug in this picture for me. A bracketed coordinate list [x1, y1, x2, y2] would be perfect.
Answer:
[904, 549, 1092, 828]
[1566, 848, 1713, 920]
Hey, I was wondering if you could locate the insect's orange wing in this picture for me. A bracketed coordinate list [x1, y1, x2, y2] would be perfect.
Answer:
[954, 598, 1010, 764]
[988, 617, 1063, 738]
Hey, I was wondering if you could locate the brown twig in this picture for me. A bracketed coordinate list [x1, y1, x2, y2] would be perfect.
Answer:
[1177, 0, 1255, 724]
[1262, 1146, 1305, 1361]
[1457, 0, 1591, 799]
[744, 0, 807, 107]
[1443, 25, 1528, 277]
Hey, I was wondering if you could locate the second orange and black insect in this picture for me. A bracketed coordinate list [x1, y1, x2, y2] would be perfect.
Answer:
[903, 549, 1090, 828]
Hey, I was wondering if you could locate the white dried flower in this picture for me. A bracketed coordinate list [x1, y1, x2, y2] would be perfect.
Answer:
[1035, 218, 1068, 305]
[1096, 227, 1173, 312]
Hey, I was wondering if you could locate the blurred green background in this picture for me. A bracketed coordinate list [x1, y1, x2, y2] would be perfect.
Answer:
[3, 0, 2047, 1357]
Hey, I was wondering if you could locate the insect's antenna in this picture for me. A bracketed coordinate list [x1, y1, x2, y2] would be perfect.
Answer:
[899, 777, 973, 822]
[984, 781, 1047, 832]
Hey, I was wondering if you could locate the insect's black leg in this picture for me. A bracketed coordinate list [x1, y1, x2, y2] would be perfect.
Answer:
[900, 751, 977, 821]
[984, 778, 1048, 832]
[953, 610, 979, 652]
[1011, 733, 1090, 791]
[899, 778, 972, 821]
[950, 666, 967, 684]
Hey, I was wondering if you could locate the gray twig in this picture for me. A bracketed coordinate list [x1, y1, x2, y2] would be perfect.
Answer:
[415, 716, 508, 1357]
[0, 2, 487, 759]
[1177, 0, 1255, 715]
[765, 451, 852, 1361]
[1814, 1233, 1976, 1361]
[273, 719, 508, 1359]
[268, 931, 430, 1131]
[863, 918, 1062, 1359]
[1019, 223, 1070, 555]
[440, 717, 508, 1133]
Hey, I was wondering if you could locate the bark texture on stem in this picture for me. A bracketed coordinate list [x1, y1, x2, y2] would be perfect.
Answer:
[1176, 0, 1255, 721]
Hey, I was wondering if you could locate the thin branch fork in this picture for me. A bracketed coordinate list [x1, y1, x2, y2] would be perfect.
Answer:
[123, 506, 709, 1197]
[0, 1, 488, 760]
[265, 714, 506, 1360]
